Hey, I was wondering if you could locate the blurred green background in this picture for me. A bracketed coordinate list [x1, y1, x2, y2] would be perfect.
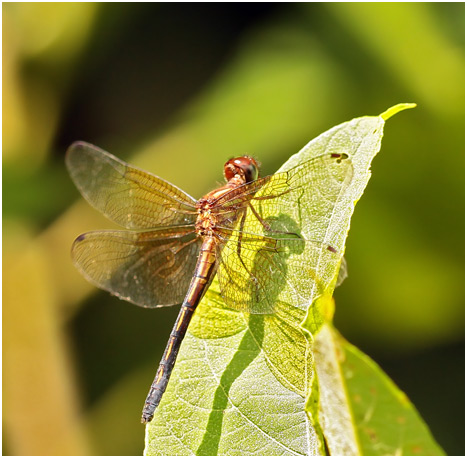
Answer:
[3, 3, 464, 455]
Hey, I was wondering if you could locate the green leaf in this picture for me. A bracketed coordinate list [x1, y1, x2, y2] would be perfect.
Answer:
[314, 325, 444, 456]
[144, 104, 432, 456]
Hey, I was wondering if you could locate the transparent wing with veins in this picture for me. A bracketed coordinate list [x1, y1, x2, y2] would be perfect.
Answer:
[66, 141, 198, 229]
[214, 152, 353, 314]
[71, 226, 202, 308]
[66, 142, 202, 307]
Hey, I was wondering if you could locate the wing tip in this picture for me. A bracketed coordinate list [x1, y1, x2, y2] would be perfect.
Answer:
[65, 140, 91, 158]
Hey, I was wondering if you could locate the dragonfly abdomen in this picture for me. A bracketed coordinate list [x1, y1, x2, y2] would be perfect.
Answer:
[141, 237, 218, 423]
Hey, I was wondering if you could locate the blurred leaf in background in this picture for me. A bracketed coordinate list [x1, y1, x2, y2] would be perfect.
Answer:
[3, 3, 463, 455]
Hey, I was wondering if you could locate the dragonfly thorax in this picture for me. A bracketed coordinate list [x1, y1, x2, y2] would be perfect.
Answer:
[195, 201, 217, 237]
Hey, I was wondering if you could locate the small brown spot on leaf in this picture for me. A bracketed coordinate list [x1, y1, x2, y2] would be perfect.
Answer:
[363, 427, 378, 442]
[396, 415, 406, 425]
[352, 394, 362, 403]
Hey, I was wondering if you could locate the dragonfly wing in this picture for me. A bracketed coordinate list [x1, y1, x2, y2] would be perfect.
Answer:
[213, 152, 353, 239]
[336, 256, 348, 287]
[215, 152, 352, 314]
[66, 142, 197, 229]
[216, 230, 342, 314]
[252, 153, 353, 239]
[72, 226, 201, 308]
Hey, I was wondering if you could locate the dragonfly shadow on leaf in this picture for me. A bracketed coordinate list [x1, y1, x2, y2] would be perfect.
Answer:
[196, 214, 309, 454]
[194, 213, 305, 339]
[216, 213, 308, 315]
[248, 213, 306, 308]
[196, 311, 263, 455]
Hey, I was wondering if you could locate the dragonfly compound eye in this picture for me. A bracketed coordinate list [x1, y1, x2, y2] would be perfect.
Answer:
[224, 156, 259, 183]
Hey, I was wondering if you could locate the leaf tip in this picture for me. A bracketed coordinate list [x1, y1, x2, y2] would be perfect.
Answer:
[380, 103, 417, 121]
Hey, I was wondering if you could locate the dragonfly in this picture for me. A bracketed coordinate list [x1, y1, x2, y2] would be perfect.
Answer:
[66, 141, 352, 424]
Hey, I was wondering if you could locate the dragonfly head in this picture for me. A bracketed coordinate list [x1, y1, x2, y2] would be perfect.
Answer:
[224, 155, 260, 184]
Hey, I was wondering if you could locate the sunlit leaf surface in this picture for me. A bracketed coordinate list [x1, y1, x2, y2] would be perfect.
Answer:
[145, 105, 439, 456]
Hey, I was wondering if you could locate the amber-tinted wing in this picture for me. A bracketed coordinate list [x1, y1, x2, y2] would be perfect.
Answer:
[216, 231, 342, 314]
[215, 153, 353, 314]
[66, 142, 197, 229]
[71, 226, 201, 308]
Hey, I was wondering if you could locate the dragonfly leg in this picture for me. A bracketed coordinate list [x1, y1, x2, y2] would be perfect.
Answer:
[248, 202, 300, 238]
[234, 210, 262, 301]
